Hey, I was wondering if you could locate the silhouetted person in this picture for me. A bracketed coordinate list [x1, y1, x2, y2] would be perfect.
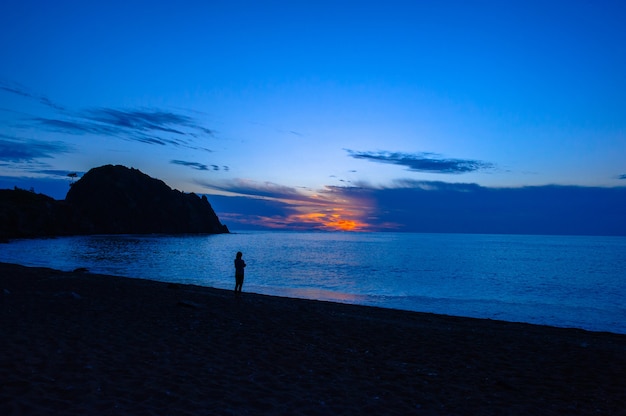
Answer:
[234, 251, 246, 293]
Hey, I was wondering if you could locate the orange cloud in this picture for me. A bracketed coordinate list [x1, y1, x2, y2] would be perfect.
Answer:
[288, 209, 370, 231]
[203, 179, 379, 231]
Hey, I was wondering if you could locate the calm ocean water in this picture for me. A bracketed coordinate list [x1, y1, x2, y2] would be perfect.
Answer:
[1, 231, 624, 334]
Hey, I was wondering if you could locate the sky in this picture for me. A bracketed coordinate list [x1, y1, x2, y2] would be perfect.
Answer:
[1, 0, 625, 234]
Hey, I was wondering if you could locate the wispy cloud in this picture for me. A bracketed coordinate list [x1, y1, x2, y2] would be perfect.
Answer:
[33, 169, 83, 177]
[346, 150, 494, 174]
[171, 160, 209, 171]
[35, 118, 119, 136]
[0, 80, 65, 111]
[171, 160, 229, 172]
[0, 134, 76, 196]
[1, 79, 216, 152]
[199, 178, 311, 201]
[36, 107, 215, 150]
[84, 108, 214, 136]
[0, 135, 72, 162]
[248, 121, 305, 138]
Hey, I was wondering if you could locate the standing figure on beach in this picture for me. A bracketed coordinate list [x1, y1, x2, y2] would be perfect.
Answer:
[234, 251, 246, 293]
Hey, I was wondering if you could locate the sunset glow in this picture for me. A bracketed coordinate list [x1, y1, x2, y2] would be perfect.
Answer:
[202, 183, 377, 231]
[288, 211, 370, 232]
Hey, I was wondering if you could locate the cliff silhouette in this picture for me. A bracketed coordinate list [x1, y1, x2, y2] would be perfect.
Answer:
[0, 165, 228, 239]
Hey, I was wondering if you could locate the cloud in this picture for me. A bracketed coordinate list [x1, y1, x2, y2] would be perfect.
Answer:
[84, 108, 211, 136]
[35, 107, 215, 150]
[34, 169, 84, 178]
[247, 121, 305, 138]
[204, 178, 626, 235]
[0, 80, 65, 111]
[346, 150, 494, 174]
[170, 160, 230, 172]
[209, 192, 371, 232]
[171, 160, 210, 171]
[198, 178, 376, 231]
[199, 178, 314, 202]
[0, 135, 72, 162]
[334, 181, 626, 235]
[1, 81, 216, 151]
[35, 118, 120, 136]
[208, 195, 301, 230]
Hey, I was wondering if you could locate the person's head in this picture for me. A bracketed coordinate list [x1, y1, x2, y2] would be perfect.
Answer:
[236, 251, 242, 259]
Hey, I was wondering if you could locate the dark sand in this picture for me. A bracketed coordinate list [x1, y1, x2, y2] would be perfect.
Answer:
[1, 262, 625, 415]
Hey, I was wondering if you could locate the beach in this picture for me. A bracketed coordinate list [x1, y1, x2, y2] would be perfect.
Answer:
[1, 262, 625, 415]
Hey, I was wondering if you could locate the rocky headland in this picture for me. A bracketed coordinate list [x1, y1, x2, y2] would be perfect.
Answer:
[0, 165, 228, 240]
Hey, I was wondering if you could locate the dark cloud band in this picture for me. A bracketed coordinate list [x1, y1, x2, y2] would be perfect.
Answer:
[171, 160, 230, 172]
[0, 136, 71, 162]
[346, 150, 494, 174]
[207, 180, 626, 235]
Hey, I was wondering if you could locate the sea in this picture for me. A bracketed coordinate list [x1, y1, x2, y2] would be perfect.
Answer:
[1, 231, 625, 334]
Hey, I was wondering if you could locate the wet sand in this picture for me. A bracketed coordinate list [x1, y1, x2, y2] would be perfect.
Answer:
[1, 262, 625, 415]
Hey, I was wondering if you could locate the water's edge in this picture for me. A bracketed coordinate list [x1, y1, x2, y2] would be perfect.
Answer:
[1, 232, 625, 334]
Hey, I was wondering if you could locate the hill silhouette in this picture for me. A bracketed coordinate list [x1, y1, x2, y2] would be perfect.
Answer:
[0, 188, 80, 240]
[0, 165, 228, 239]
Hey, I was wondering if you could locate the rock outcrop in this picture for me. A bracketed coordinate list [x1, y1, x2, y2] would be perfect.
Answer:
[0, 165, 229, 239]
[66, 165, 228, 234]
[0, 188, 80, 240]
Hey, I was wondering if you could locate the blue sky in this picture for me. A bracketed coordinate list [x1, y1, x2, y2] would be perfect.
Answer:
[1, 0, 625, 233]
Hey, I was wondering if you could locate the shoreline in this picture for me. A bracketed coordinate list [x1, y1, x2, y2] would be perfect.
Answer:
[2, 232, 624, 335]
[2, 262, 626, 415]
